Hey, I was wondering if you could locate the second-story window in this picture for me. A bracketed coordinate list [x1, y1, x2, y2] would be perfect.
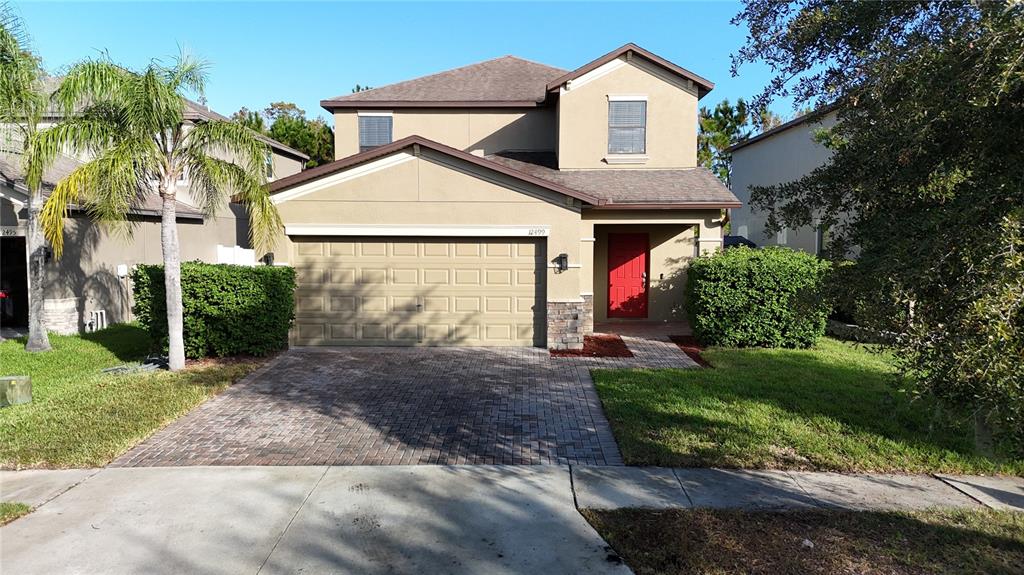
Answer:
[608, 100, 647, 155]
[358, 113, 393, 152]
[264, 152, 274, 179]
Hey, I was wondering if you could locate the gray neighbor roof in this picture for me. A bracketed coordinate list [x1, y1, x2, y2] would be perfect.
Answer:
[321, 56, 568, 108]
[486, 151, 739, 208]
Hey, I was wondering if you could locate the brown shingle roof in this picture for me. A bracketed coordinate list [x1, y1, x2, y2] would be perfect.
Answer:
[265, 135, 738, 209]
[268, 135, 605, 206]
[486, 151, 740, 208]
[320, 56, 568, 109]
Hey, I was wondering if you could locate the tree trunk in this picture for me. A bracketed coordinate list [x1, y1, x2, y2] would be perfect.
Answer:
[24, 190, 52, 352]
[974, 410, 996, 458]
[160, 190, 185, 371]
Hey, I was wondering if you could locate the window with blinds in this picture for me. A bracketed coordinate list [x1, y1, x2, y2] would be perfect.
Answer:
[608, 101, 647, 154]
[359, 115, 393, 152]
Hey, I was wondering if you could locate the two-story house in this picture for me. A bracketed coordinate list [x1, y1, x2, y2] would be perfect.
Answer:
[265, 44, 739, 349]
[0, 99, 308, 335]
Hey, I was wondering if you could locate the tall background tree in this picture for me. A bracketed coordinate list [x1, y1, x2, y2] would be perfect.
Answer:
[698, 98, 784, 185]
[33, 52, 281, 371]
[732, 1, 1024, 451]
[697, 98, 751, 185]
[232, 102, 333, 167]
[1, 2, 50, 351]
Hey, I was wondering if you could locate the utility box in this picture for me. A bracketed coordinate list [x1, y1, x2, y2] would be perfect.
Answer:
[1, 376, 31, 407]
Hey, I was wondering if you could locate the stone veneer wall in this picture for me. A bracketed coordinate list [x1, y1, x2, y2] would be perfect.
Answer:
[42, 297, 81, 335]
[546, 295, 594, 350]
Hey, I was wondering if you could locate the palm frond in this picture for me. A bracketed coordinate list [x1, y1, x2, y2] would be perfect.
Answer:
[51, 58, 132, 117]
[184, 119, 269, 175]
[39, 136, 156, 258]
[26, 116, 120, 189]
[186, 152, 280, 252]
[162, 45, 208, 96]
[0, 3, 45, 132]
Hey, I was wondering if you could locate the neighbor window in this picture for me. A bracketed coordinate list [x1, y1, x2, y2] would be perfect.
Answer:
[359, 114, 393, 152]
[264, 152, 274, 179]
[608, 100, 646, 154]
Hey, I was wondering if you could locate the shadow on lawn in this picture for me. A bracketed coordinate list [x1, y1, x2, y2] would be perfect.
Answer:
[80, 323, 152, 362]
[585, 507, 1024, 575]
[594, 349, 1023, 472]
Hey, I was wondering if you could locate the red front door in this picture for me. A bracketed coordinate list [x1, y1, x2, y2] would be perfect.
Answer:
[607, 233, 649, 318]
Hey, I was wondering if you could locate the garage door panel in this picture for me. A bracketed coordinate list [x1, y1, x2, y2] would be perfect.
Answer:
[329, 268, 356, 284]
[291, 237, 544, 346]
[392, 269, 418, 284]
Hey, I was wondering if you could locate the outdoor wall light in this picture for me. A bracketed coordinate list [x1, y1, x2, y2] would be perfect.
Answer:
[555, 253, 569, 273]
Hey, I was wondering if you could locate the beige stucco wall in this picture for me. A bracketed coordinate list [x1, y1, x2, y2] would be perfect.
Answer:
[1, 192, 250, 331]
[580, 209, 721, 322]
[271, 150, 305, 179]
[40, 207, 250, 328]
[730, 112, 838, 254]
[556, 57, 699, 170]
[332, 108, 557, 160]
[273, 149, 582, 301]
[591, 224, 695, 322]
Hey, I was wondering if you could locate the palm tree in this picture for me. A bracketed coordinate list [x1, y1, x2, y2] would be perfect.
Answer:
[31, 51, 281, 370]
[0, 3, 51, 352]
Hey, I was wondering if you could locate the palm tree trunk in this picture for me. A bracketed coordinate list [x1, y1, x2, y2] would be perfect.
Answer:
[24, 189, 51, 352]
[160, 191, 186, 371]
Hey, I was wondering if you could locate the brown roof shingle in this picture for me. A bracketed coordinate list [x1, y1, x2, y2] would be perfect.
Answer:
[486, 151, 739, 208]
[321, 56, 567, 109]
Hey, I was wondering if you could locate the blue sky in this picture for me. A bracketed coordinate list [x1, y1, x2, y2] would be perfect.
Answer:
[15, 1, 791, 123]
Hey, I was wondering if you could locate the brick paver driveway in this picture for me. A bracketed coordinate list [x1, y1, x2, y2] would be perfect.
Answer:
[114, 338, 696, 468]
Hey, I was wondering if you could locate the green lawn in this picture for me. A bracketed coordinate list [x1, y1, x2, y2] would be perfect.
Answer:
[0, 324, 262, 468]
[0, 502, 31, 525]
[584, 508, 1024, 575]
[592, 338, 1023, 475]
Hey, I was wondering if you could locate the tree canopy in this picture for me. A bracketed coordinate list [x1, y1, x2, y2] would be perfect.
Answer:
[232, 102, 333, 167]
[732, 0, 1024, 451]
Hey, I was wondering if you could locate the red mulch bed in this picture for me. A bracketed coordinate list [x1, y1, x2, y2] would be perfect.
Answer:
[551, 334, 634, 358]
[669, 335, 713, 368]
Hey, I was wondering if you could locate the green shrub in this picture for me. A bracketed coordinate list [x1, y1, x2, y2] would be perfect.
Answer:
[132, 262, 296, 358]
[686, 247, 831, 348]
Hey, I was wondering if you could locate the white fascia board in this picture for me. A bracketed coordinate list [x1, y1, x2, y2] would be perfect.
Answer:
[285, 224, 552, 238]
[0, 184, 29, 206]
[270, 152, 415, 204]
[561, 57, 626, 93]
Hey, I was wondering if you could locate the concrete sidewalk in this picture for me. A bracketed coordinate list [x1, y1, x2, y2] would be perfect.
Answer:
[571, 466, 1024, 511]
[3, 466, 1021, 574]
[1, 466, 628, 575]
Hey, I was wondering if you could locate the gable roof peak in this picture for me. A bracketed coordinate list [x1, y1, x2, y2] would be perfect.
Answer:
[546, 43, 715, 98]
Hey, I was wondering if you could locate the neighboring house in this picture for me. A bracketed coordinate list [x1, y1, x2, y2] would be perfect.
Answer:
[265, 43, 739, 350]
[0, 99, 308, 334]
[728, 109, 838, 254]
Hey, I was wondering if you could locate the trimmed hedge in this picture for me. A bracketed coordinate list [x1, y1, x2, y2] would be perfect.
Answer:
[685, 247, 831, 348]
[132, 262, 296, 359]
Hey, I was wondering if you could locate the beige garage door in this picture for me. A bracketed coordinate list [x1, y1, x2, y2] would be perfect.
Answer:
[291, 237, 546, 346]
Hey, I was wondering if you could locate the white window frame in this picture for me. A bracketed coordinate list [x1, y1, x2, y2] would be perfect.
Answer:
[606, 95, 648, 163]
[357, 110, 394, 153]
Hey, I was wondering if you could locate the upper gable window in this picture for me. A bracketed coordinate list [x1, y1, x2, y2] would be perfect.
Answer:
[358, 112, 393, 152]
[608, 99, 647, 155]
